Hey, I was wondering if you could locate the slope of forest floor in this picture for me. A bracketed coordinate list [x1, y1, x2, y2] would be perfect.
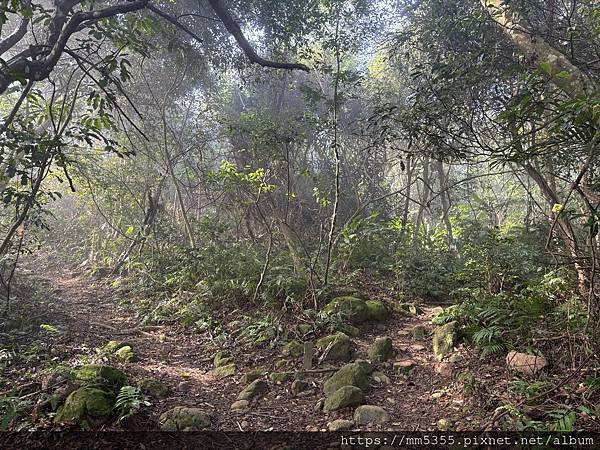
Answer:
[1, 259, 596, 432]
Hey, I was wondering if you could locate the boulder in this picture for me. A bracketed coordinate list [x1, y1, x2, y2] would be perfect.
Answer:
[54, 387, 115, 428]
[269, 372, 291, 383]
[230, 400, 250, 411]
[291, 380, 310, 395]
[371, 371, 390, 385]
[433, 321, 457, 361]
[241, 369, 267, 384]
[316, 333, 352, 362]
[282, 340, 304, 357]
[238, 380, 268, 401]
[354, 359, 375, 375]
[323, 386, 364, 412]
[138, 377, 169, 399]
[394, 360, 416, 375]
[99, 340, 130, 354]
[323, 296, 370, 324]
[366, 300, 387, 322]
[353, 405, 390, 425]
[336, 324, 360, 337]
[367, 337, 393, 362]
[412, 325, 427, 340]
[327, 419, 354, 431]
[213, 351, 233, 368]
[323, 363, 369, 396]
[211, 364, 236, 379]
[114, 345, 135, 362]
[159, 406, 210, 431]
[506, 351, 548, 376]
[73, 365, 127, 391]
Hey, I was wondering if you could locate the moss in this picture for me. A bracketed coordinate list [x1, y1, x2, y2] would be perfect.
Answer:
[73, 365, 127, 391]
[237, 380, 268, 401]
[367, 337, 393, 362]
[269, 372, 291, 383]
[54, 387, 115, 428]
[323, 386, 364, 412]
[241, 369, 267, 384]
[138, 378, 169, 399]
[323, 297, 370, 324]
[114, 345, 135, 362]
[316, 332, 352, 362]
[365, 300, 387, 322]
[281, 340, 304, 357]
[100, 340, 130, 354]
[433, 321, 457, 361]
[213, 351, 233, 368]
[159, 406, 210, 431]
[211, 364, 236, 379]
[323, 363, 369, 396]
[336, 324, 360, 337]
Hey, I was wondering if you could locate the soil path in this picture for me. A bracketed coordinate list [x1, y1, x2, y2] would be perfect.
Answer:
[21, 265, 489, 431]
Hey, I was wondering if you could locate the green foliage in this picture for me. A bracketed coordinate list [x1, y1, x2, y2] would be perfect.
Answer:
[114, 386, 150, 422]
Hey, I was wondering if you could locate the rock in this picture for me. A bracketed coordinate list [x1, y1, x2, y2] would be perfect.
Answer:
[297, 324, 313, 336]
[99, 340, 130, 354]
[211, 364, 236, 379]
[269, 372, 291, 383]
[241, 369, 267, 384]
[327, 419, 354, 431]
[323, 363, 369, 396]
[394, 360, 416, 375]
[354, 359, 375, 375]
[412, 325, 427, 340]
[314, 399, 324, 412]
[213, 351, 233, 368]
[114, 345, 135, 362]
[54, 387, 115, 428]
[395, 303, 422, 316]
[178, 381, 192, 393]
[316, 333, 352, 362]
[324, 386, 364, 412]
[337, 324, 360, 337]
[159, 406, 210, 431]
[437, 418, 451, 431]
[138, 377, 169, 399]
[433, 321, 457, 361]
[353, 405, 390, 425]
[291, 380, 310, 395]
[230, 400, 250, 411]
[238, 380, 268, 401]
[274, 359, 287, 369]
[431, 391, 444, 399]
[409, 343, 426, 352]
[367, 337, 393, 362]
[73, 365, 127, 391]
[323, 296, 370, 324]
[282, 340, 304, 357]
[506, 351, 548, 376]
[365, 300, 387, 322]
[434, 363, 454, 378]
[448, 353, 463, 363]
[371, 371, 390, 385]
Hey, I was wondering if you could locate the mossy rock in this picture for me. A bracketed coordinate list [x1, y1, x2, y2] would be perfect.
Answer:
[336, 324, 360, 337]
[316, 332, 352, 362]
[412, 325, 427, 340]
[114, 345, 135, 362]
[353, 405, 390, 425]
[323, 363, 369, 396]
[211, 364, 236, 379]
[291, 379, 310, 395]
[99, 340, 130, 354]
[238, 380, 269, 401]
[159, 406, 211, 431]
[213, 351, 233, 368]
[73, 365, 127, 391]
[354, 359, 374, 375]
[367, 337, 393, 362]
[395, 303, 422, 316]
[321, 285, 363, 301]
[433, 321, 457, 361]
[54, 387, 115, 428]
[138, 377, 169, 399]
[296, 324, 313, 336]
[269, 372, 291, 383]
[366, 300, 387, 322]
[241, 369, 267, 384]
[323, 386, 364, 413]
[323, 296, 370, 324]
[282, 340, 304, 357]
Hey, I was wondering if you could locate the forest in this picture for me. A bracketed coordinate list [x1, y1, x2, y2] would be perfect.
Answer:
[0, 0, 599, 443]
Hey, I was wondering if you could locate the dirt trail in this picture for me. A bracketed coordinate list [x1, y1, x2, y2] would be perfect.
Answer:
[20, 266, 490, 431]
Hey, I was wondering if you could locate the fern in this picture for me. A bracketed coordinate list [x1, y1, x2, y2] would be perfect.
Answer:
[114, 386, 150, 422]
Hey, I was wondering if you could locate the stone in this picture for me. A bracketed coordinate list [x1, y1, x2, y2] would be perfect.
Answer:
[412, 325, 427, 340]
[354, 360, 375, 375]
[365, 300, 387, 322]
[238, 380, 268, 401]
[213, 351, 233, 368]
[395, 303, 422, 316]
[438, 418, 451, 431]
[327, 419, 354, 431]
[434, 363, 454, 378]
[241, 369, 267, 384]
[230, 400, 250, 411]
[282, 340, 304, 357]
[323, 296, 370, 324]
[297, 324, 313, 336]
[100, 340, 130, 354]
[159, 406, 210, 431]
[431, 391, 444, 399]
[433, 321, 457, 361]
[211, 364, 236, 379]
[324, 386, 364, 412]
[73, 365, 127, 391]
[178, 381, 192, 393]
[394, 360, 416, 375]
[323, 363, 369, 396]
[337, 324, 360, 337]
[269, 372, 291, 383]
[353, 405, 390, 425]
[409, 344, 426, 352]
[54, 387, 114, 428]
[448, 353, 463, 363]
[316, 333, 352, 362]
[367, 337, 393, 362]
[506, 351, 548, 376]
[371, 371, 390, 385]
[138, 377, 169, 399]
[114, 345, 135, 362]
[291, 380, 310, 395]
